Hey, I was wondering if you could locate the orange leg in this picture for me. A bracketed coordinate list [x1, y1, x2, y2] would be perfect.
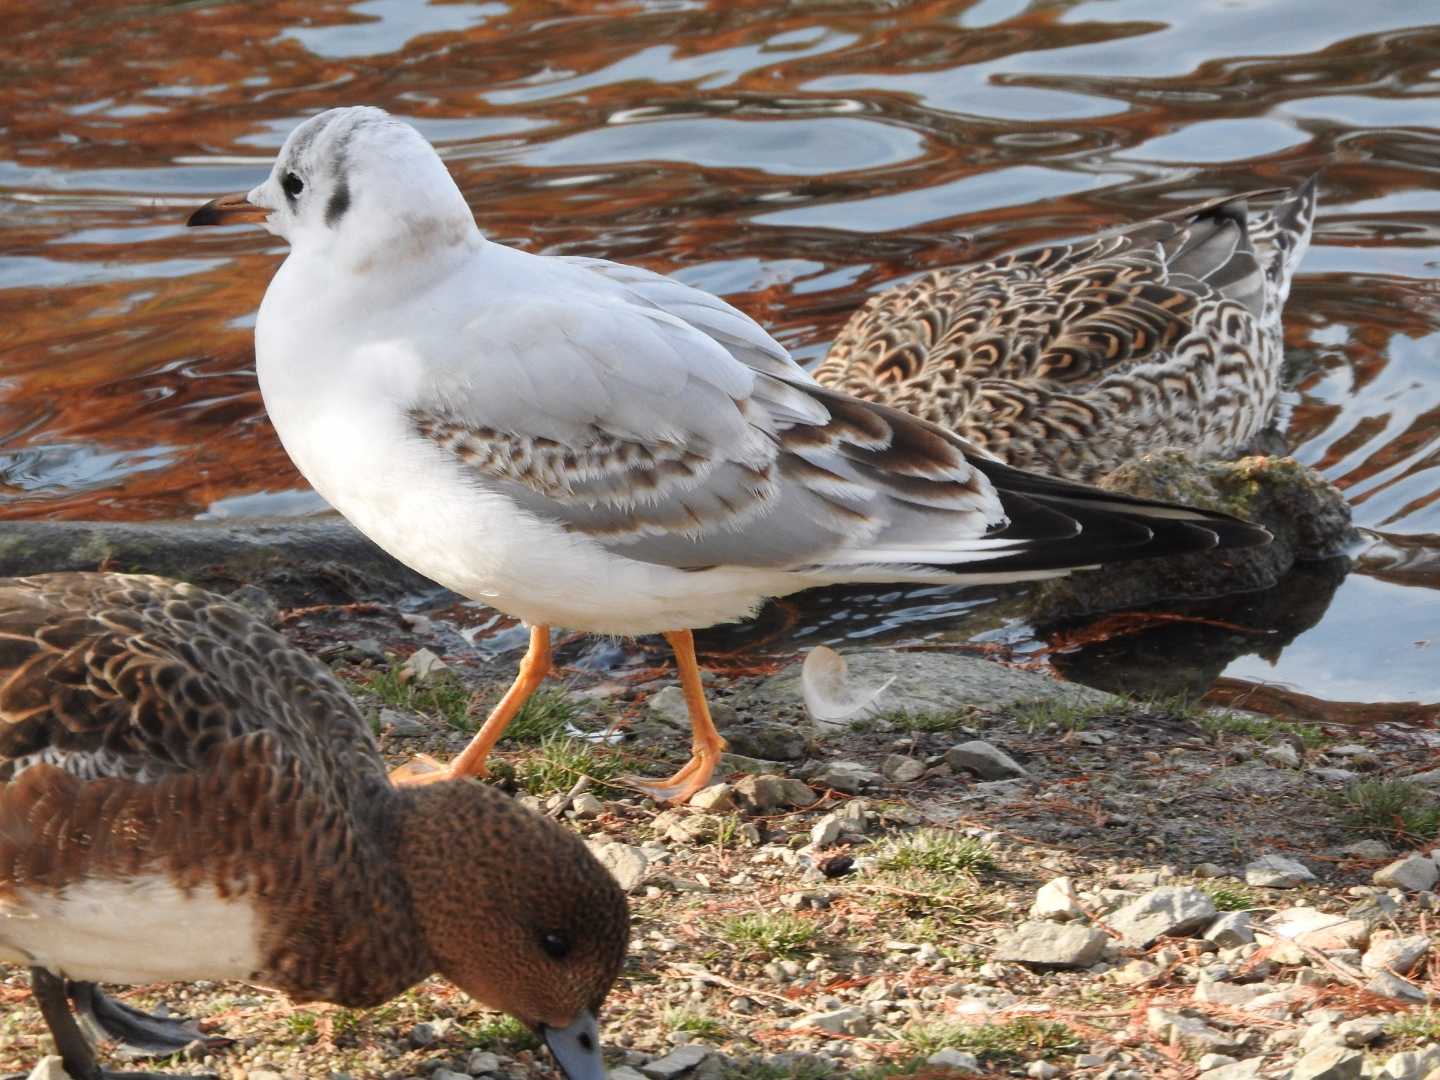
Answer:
[625, 629, 728, 804]
[390, 624, 552, 786]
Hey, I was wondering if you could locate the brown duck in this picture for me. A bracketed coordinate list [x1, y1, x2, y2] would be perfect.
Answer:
[815, 179, 1318, 483]
[0, 573, 627, 1080]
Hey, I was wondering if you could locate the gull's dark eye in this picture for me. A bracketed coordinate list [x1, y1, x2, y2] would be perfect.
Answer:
[282, 172, 304, 199]
[540, 932, 571, 960]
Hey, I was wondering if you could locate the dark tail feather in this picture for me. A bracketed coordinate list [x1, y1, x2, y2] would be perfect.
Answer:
[951, 455, 1271, 575]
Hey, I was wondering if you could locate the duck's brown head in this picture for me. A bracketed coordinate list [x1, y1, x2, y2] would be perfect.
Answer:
[399, 780, 629, 1080]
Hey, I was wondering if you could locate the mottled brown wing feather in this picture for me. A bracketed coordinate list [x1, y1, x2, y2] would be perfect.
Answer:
[0, 573, 428, 1005]
[816, 182, 1317, 483]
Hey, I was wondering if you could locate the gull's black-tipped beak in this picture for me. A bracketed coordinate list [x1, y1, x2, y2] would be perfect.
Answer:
[187, 192, 268, 227]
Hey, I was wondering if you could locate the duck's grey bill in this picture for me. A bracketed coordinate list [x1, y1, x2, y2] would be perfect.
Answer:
[543, 1010, 606, 1080]
[188, 192, 267, 227]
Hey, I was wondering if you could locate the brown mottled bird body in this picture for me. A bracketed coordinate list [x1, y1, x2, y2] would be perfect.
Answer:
[815, 180, 1317, 483]
[0, 573, 626, 1080]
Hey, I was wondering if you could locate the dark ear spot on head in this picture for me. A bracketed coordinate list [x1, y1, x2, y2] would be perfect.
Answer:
[326, 180, 351, 228]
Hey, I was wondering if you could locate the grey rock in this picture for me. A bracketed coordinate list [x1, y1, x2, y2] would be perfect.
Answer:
[1298, 1021, 1347, 1053]
[732, 774, 814, 812]
[1291, 1046, 1363, 1080]
[1381, 1047, 1440, 1080]
[1373, 854, 1439, 892]
[591, 841, 649, 892]
[1111, 958, 1161, 986]
[1198, 1060, 1264, 1080]
[1337, 839, 1392, 859]
[609, 1070, 649, 1080]
[926, 1050, 981, 1072]
[380, 708, 427, 738]
[883, 754, 926, 783]
[1030, 876, 1084, 921]
[407, 1021, 440, 1047]
[1027, 1063, 1062, 1079]
[1146, 1007, 1243, 1054]
[401, 647, 448, 681]
[1367, 970, 1430, 1003]
[1107, 886, 1217, 947]
[687, 783, 735, 812]
[640, 1044, 713, 1079]
[28, 1060, 73, 1080]
[431, 1070, 469, 1080]
[1031, 452, 1355, 619]
[647, 686, 692, 730]
[741, 649, 1116, 723]
[836, 799, 869, 834]
[725, 720, 807, 761]
[1311, 767, 1360, 783]
[246, 1072, 285, 1080]
[344, 637, 387, 664]
[788, 1006, 869, 1035]
[810, 814, 844, 848]
[992, 920, 1108, 969]
[466, 1050, 503, 1075]
[1263, 743, 1301, 769]
[1407, 768, 1440, 786]
[1335, 1017, 1387, 1047]
[944, 739, 1028, 780]
[570, 792, 604, 819]
[1205, 911, 1256, 948]
[1197, 1056, 1238, 1071]
[1245, 853, 1317, 887]
[1193, 980, 1271, 1007]
[807, 760, 881, 793]
[1362, 931, 1429, 975]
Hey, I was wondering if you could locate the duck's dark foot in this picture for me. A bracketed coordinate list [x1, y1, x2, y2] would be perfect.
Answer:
[68, 984, 231, 1061]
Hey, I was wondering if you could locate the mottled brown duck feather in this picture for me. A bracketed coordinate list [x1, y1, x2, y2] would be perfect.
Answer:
[0, 573, 627, 1021]
[815, 179, 1318, 483]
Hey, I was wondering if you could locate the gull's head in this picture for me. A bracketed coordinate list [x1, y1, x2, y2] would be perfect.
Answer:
[189, 106, 477, 264]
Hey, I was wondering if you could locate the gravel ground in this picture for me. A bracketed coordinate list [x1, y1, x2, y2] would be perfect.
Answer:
[4, 592, 1439, 1080]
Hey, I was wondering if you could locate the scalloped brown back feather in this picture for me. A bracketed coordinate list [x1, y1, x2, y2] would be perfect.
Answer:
[815, 179, 1317, 483]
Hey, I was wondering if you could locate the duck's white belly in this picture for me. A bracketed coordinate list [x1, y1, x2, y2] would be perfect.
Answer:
[1, 876, 261, 984]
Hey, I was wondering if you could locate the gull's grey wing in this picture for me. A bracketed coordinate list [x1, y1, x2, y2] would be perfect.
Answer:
[411, 286, 1013, 572]
[411, 269, 1268, 577]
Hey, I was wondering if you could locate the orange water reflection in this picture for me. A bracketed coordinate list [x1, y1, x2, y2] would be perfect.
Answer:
[2, 0, 1438, 705]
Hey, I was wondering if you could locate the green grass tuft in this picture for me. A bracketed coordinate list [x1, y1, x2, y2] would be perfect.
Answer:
[352, 665, 471, 731]
[1339, 778, 1440, 842]
[465, 1013, 541, 1051]
[717, 912, 818, 959]
[1193, 709, 1327, 749]
[1202, 883, 1256, 911]
[502, 686, 581, 742]
[665, 1009, 728, 1039]
[877, 830, 997, 879]
[867, 707, 978, 734]
[903, 1018, 1080, 1064]
[1008, 697, 1112, 734]
[514, 734, 626, 795]
[1386, 1009, 1440, 1042]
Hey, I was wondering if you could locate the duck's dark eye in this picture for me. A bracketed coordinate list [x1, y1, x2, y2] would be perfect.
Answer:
[540, 932, 570, 960]
[282, 172, 304, 199]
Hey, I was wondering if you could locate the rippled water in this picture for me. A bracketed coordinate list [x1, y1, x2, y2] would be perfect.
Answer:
[2, 0, 1438, 717]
